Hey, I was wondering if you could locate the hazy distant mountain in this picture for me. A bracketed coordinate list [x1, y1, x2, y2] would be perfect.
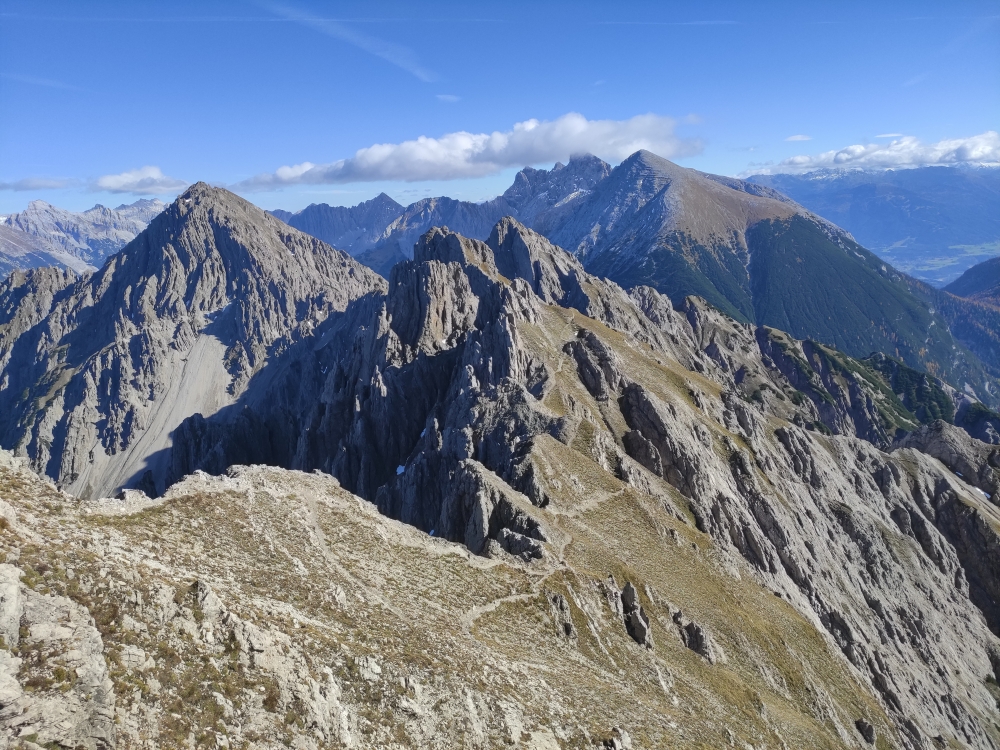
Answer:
[0, 198, 165, 277]
[373, 195, 518, 259]
[748, 166, 1000, 286]
[271, 155, 614, 277]
[501, 153, 612, 226]
[0, 224, 92, 277]
[269, 192, 404, 255]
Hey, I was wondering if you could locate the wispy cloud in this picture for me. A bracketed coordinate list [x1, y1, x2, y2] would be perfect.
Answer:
[784, 134, 811, 142]
[1, 73, 89, 93]
[234, 112, 703, 190]
[876, 133, 905, 138]
[595, 20, 739, 26]
[436, 94, 460, 103]
[746, 131, 1000, 174]
[260, 2, 436, 82]
[0, 177, 76, 191]
[93, 166, 187, 195]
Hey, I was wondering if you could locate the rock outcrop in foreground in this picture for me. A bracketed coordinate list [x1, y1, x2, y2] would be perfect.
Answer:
[2, 408, 999, 749]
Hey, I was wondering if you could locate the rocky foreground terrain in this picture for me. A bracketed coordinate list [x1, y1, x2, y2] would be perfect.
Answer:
[4, 186, 1000, 748]
[3, 400, 1000, 749]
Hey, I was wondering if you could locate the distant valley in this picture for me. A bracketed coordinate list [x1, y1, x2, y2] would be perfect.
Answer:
[748, 165, 1000, 286]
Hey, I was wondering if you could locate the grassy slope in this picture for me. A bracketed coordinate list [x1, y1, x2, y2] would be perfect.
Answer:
[588, 235, 753, 324]
[746, 215, 998, 405]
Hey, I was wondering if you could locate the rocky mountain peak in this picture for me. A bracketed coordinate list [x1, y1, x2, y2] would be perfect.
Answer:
[487, 216, 586, 304]
[412, 225, 497, 269]
[502, 153, 611, 225]
[371, 191, 403, 208]
[0, 185, 384, 499]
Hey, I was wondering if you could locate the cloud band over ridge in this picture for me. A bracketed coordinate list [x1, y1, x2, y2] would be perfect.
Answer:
[755, 131, 1000, 174]
[235, 112, 702, 190]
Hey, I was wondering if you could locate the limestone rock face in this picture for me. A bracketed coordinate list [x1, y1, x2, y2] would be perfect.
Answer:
[161, 218, 1000, 748]
[0, 564, 115, 749]
[0, 184, 384, 499]
[895, 420, 1000, 499]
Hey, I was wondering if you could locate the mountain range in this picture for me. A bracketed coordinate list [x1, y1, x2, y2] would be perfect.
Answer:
[0, 198, 165, 277]
[3, 180, 1000, 747]
[270, 154, 613, 277]
[274, 151, 1000, 414]
[748, 165, 1000, 286]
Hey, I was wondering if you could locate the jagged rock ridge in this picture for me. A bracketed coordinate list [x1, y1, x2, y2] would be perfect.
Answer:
[159, 217, 1000, 748]
[274, 150, 1000, 411]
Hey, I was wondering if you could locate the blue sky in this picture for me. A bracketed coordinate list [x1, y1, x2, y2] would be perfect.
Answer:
[1, 0, 998, 213]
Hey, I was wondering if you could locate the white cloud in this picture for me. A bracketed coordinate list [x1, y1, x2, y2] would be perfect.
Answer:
[94, 166, 187, 195]
[235, 112, 702, 190]
[876, 133, 905, 138]
[436, 94, 460, 103]
[750, 131, 1000, 174]
[0, 177, 75, 191]
[785, 134, 811, 142]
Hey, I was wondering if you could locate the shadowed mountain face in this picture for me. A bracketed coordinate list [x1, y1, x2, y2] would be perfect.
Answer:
[946, 255, 1000, 306]
[0, 183, 384, 499]
[749, 166, 1000, 286]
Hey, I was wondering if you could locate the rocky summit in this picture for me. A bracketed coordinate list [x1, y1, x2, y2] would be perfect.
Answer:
[0, 184, 383, 501]
[3, 186, 1000, 749]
